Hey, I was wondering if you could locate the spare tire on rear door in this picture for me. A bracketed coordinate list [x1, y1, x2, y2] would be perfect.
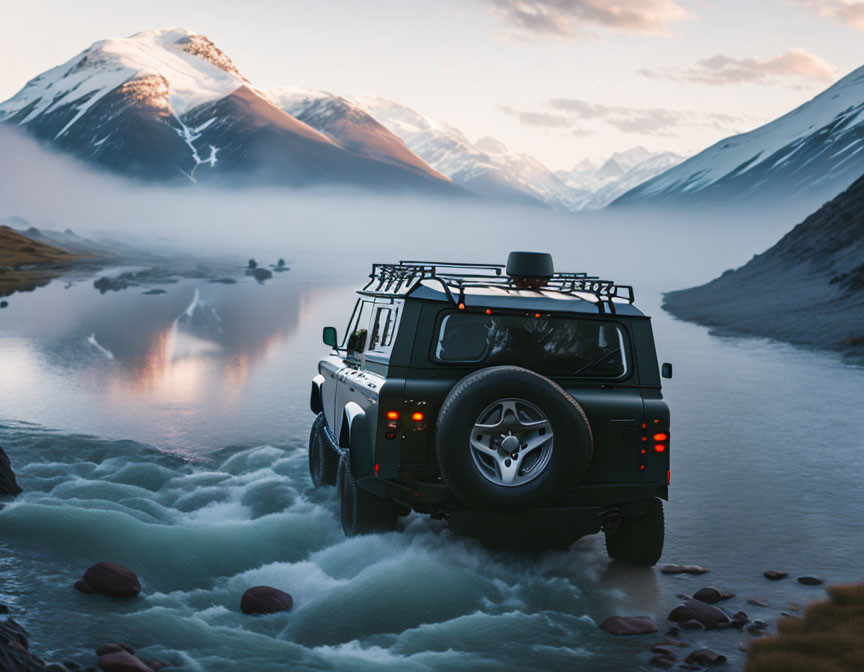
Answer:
[436, 366, 593, 510]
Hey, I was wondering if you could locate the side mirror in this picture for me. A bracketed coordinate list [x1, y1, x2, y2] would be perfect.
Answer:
[661, 362, 673, 379]
[322, 326, 338, 348]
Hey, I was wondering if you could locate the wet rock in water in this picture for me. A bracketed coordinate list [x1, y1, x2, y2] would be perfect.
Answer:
[93, 277, 135, 294]
[747, 598, 769, 607]
[763, 570, 788, 581]
[685, 649, 727, 666]
[650, 644, 678, 658]
[692, 587, 725, 604]
[141, 289, 166, 296]
[0, 447, 22, 496]
[240, 586, 293, 615]
[797, 576, 824, 586]
[660, 564, 709, 575]
[96, 644, 135, 657]
[76, 562, 141, 598]
[668, 600, 730, 629]
[600, 616, 657, 636]
[649, 655, 676, 668]
[0, 618, 48, 671]
[97, 650, 154, 672]
[679, 619, 706, 631]
[0, 605, 7, 614]
[0, 301, 8, 308]
[731, 611, 750, 629]
[251, 268, 272, 282]
[746, 619, 768, 634]
[208, 277, 237, 284]
[657, 636, 686, 648]
[787, 603, 800, 611]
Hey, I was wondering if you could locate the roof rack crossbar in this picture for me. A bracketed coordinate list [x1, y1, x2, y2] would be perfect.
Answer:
[361, 261, 635, 305]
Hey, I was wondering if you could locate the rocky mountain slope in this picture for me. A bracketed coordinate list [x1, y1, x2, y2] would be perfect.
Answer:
[663, 172, 864, 353]
[615, 66, 864, 208]
[0, 29, 459, 194]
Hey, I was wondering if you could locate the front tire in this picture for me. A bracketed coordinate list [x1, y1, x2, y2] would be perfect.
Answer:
[337, 453, 398, 536]
[604, 498, 665, 567]
[309, 413, 339, 487]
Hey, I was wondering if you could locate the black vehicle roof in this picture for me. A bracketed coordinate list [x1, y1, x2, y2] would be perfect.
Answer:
[358, 260, 647, 318]
[407, 281, 646, 317]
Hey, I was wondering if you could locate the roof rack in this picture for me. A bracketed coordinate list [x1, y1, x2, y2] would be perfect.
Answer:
[359, 260, 635, 313]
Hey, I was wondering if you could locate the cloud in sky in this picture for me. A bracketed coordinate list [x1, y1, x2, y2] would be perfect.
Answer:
[502, 98, 748, 137]
[480, 0, 690, 39]
[640, 49, 839, 86]
[791, 0, 864, 31]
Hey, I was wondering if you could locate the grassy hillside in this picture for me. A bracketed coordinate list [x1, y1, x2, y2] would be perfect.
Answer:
[747, 583, 864, 672]
[0, 226, 79, 296]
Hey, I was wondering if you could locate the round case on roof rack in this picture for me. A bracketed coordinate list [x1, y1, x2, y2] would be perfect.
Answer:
[506, 251, 554, 289]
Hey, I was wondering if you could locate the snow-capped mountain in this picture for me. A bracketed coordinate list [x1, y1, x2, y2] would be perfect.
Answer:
[353, 96, 577, 210]
[614, 66, 864, 208]
[556, 147, 684, 209]
[267, 87, 448, 181]
[0, 29, 458, 194]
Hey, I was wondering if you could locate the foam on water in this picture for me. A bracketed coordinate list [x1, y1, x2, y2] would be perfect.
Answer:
[0, 423, 639, 672]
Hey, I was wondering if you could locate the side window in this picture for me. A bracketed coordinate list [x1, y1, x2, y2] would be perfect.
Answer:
[368, 307, 396, 352]
[345, 300, 373, 356]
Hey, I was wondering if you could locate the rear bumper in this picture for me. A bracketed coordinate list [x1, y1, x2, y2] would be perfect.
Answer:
[358, 476, 666, 507]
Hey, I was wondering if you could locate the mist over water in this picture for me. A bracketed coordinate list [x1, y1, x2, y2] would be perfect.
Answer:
[1, 125, 863, 671]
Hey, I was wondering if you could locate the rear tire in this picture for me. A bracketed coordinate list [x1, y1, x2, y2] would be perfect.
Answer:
[337, 453, 398, 536]
[309, 413, 339, 487]
[604, 498, 665, 567]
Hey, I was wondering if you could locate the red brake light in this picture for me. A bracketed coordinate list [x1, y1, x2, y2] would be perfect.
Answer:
[534, 313, 541, 318]
[458, 302, 465, 310]
[667, 469, 671, 485]
[386, 411, 399, 420]
[485, 308, 491, 315]
[411, 412, 424, 421]
[654, 444, 666, 453]
[653, 432, 668, 441]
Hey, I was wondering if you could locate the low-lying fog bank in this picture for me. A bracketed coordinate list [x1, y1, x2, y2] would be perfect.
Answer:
[0, 126, 813, 297]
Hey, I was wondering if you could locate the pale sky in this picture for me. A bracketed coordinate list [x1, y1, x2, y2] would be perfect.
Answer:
[1, 0, 862, 170]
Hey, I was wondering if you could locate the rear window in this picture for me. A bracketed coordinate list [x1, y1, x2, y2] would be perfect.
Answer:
[434, 312, 629, 378]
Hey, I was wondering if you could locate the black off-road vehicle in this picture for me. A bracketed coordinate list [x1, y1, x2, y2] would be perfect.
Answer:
[309, 252, 672, 565]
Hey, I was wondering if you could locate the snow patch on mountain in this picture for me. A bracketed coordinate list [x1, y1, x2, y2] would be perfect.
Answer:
[0, 28, 250, 134]
[615, 65, 864, 205]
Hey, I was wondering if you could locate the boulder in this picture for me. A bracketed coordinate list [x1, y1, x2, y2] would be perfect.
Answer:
[660, 564, 709, 575]
[650, 644, 678, 658]
[649, 655, 675, 668]
[668, 599, 730, 629]
[240, 586, 293, 615]
[685, 649, 727, 666]
[763, 570, 787, 581]
[692, 587, 724, 604]
[96, 644, 135, 656]
[0, 447, 22, 496]
[251, 268, 272, 282]
[746, 598, 768, 607]
[98, 651, 153, 672]
[679, 619, 706, 631]
[797, 576, 824, 586]
[76, 562, 141, 598]
[599, 616, 657, 636]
